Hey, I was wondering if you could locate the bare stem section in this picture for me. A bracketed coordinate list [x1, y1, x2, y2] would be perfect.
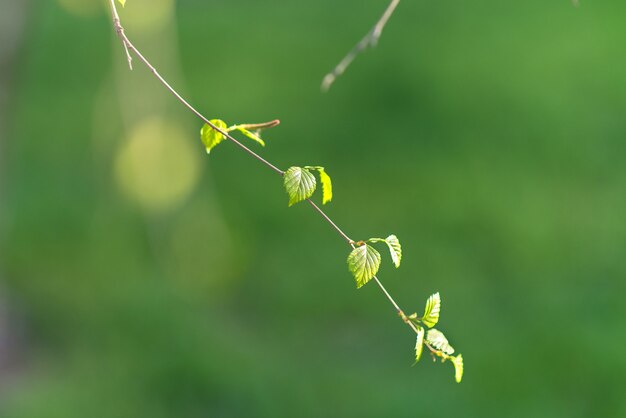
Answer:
[107, 0, 417, 337]
[321, 0, 400, 92]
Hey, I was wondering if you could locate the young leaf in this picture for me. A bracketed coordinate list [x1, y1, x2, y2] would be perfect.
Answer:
[347, 244, 381, 288]
[426, 329, 455, 355]
[304, 166, 333, 204]
[415, 326, 425, 363]
[452, 354, 464, 383]
[118, 0, 126, 6]
[384, 234, 402, 268]
[234, 127, 265, 147]
[318, 168, 333, 204]
[200, 119, 228, 154]
[283, 167, 316, 206]
[421, 292, 441, 328]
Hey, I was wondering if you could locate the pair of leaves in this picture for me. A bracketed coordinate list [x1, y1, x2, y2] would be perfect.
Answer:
[368, 235, 402, 268]
[283, 166, 332, 206]
[347, 235, 402, 288]
[200, 119, 267, 154]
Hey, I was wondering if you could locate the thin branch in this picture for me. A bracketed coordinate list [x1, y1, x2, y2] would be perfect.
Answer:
[108, 0, 418, 336]
[321, 0, 400, 92]
[307, 199, 354, 245]
[108, 0, 282, 175]
[109, 0, 132, 69]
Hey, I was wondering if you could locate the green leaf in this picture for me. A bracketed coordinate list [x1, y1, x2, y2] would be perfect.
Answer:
[367, 235, 401, 267]
[283, 167, 316, 206]
[304, 166, 333, 204]
[347, 244, 381, 288]
[414, 326, 425, 363]
[234, 127, 265, 147]
[426, 329, 455, 355]
[200, 119, 228, 154]
[421, 292, 441, 328]
[384, 234, 402, 268]
[318, 168, 333, 204]
[452, 354, 464, 383]
[118, 0, 126, 7]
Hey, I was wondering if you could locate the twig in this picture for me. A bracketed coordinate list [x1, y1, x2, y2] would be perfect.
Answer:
[321, 0, 400, 92]
[109, 0, 132, 69]
[233, 120, 280, 131]
[108, 0, 420, 338]
[108, 0, 282, 175]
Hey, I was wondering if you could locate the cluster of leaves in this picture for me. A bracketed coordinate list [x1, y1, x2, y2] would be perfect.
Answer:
[200, 119, 268, 154]
[283, 166, 332, 206]
[410, 293, 463, 382]
[347, 236, 401, 288]
[346, 236, 462, 382]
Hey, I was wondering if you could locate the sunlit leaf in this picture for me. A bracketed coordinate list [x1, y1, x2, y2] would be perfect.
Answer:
[304, 166, 333, 204]
[283, 166, 316, 207]
[347, 244, 381, 288]
[318, 168, 333, 204]
[421, 292, 441, 328]
[235, 127, 265, 147]
[200, 119, 228, 154]
[452, 354, 464, 383]
[384, 234, 402, 268]
[367, 235, 401, 267]
[415, 326, 424, 363]
[118, 0, 126, 7]
[426, 328, 454, 355]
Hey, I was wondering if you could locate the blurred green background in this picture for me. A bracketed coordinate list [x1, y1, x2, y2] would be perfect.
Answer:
[1, 0, 625, 417]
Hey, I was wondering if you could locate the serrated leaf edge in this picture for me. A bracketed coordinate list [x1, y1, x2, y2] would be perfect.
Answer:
[421, 292, 441, 328]
[384, 234, 402, 268]
[425, 328, 455, 355]
[283, 166, 317, 207]
[415, 326, 424, 363]
[347, 244, 381, 288]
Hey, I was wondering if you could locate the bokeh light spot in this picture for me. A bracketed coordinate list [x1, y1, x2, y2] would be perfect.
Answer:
[56, 0, 101, 17]
[114, 117, 200, 213]
[119, 0, 175, 33]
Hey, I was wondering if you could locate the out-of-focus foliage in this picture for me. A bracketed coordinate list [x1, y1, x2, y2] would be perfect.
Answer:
[1, 0, 626, 417]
